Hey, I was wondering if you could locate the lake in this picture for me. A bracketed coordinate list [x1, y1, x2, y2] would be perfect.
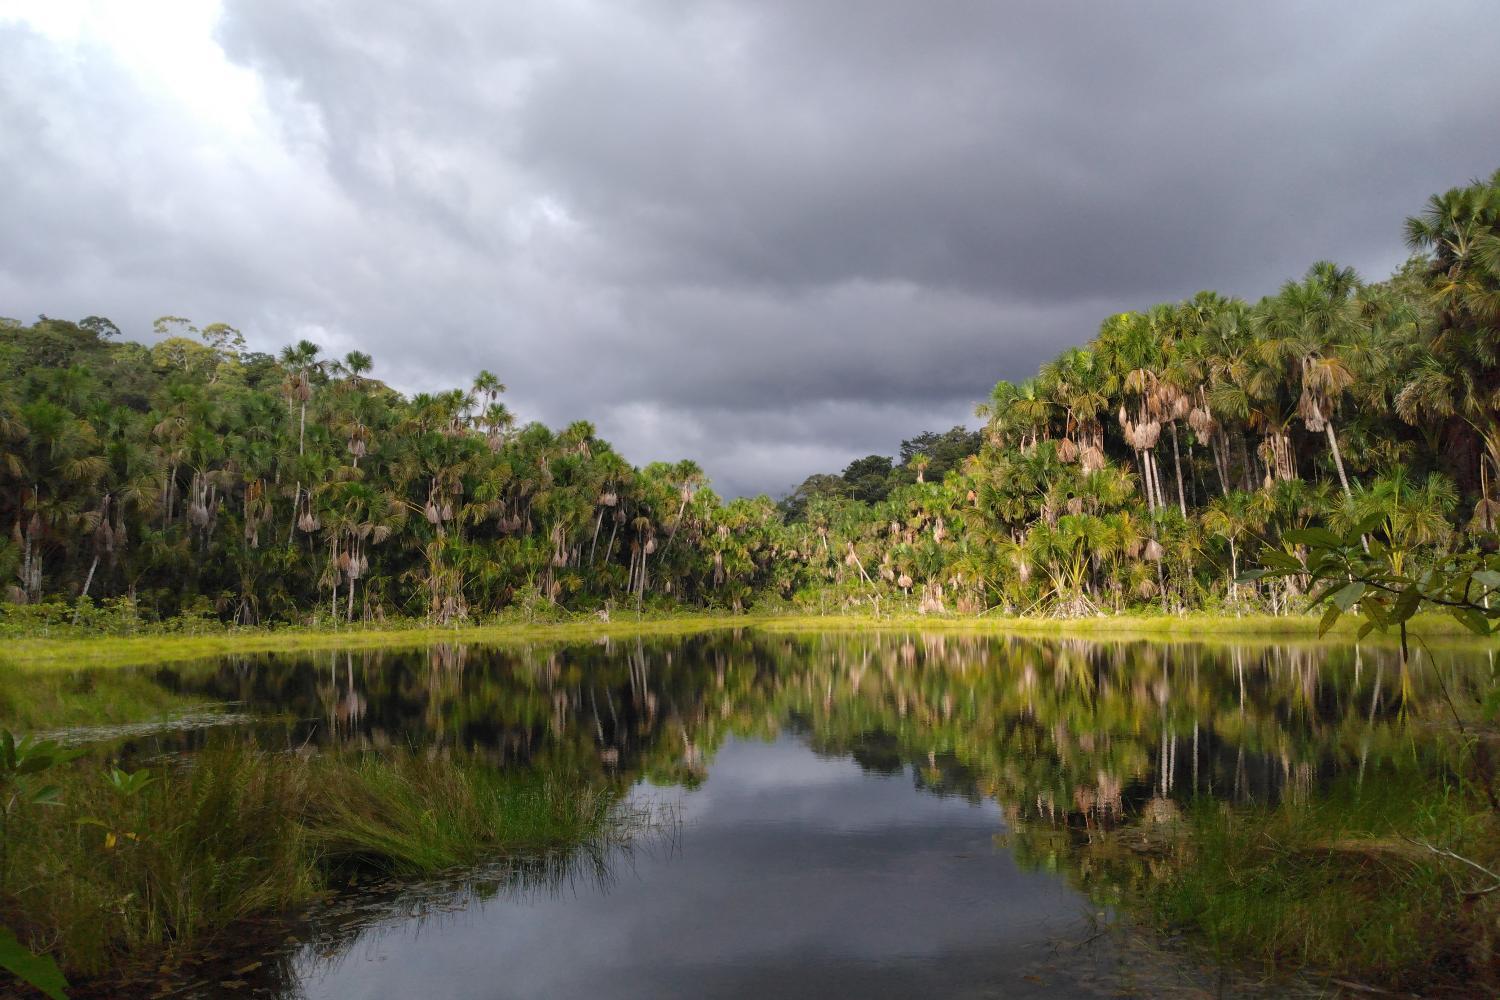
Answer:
[11, 630, 1493, 998]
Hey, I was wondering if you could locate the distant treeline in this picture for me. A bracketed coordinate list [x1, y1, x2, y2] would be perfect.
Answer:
[3, 169, 1498, 622]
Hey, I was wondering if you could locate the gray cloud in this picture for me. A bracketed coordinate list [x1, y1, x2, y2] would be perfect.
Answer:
[3, 1, 1499, 495]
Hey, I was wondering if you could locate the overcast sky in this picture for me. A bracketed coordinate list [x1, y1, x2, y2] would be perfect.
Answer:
[3, 2, 1498, 497]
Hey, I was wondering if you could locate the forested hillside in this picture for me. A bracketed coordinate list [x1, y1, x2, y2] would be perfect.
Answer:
[3, 170, 1498, 624]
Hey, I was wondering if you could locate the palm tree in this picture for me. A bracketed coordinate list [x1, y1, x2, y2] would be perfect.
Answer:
[1258, 262, 1363, 498]
[278, 339, 323, 457]
[1402, 169, 1500, 495]
[1338, 467, 1457, 576]
[1201, 491, 1264, 611]
[908, 452, 931, 483]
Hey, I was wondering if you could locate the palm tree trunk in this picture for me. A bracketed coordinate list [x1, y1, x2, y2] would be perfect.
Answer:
[72, 554, 101, 624]
[1228, 537, 1238, 616]
[658, 497, 688, 562]
[1170, 424, 1187, 517]
[588, 509, 605, 566]
[79, 554, 99, 601]
[1210, 433, 1229, 495]
[287, 483, 301, 545]
[1137, 451, 1154, 511]
[1149, 450, 1165, 514]
[1324, 420, 1353, 498]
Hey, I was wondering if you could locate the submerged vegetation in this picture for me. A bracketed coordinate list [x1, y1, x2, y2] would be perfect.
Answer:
[4, 170, 1500, 627]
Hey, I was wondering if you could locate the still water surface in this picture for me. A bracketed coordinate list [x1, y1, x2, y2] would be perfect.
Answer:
[31, 630, 1495, 997]
[297, 734, 1125, 999]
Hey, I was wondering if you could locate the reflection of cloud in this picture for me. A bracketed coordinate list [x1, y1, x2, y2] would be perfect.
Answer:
[662, 735, 1000, 833]
[298, 735, 1081, 1000]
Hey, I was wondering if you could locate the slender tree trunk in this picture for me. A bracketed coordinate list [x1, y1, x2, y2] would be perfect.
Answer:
[72, 554, 100, 624]
[287, 483, 301, 545]
[1137, 451, 1154, 511]
[1228, 537, 1238, 616]
[1324, 420, 1353, 498]
[658, 496, 688, 563]
[1210, 433, 1229, 495]
[1150, 451, 1166, 514]
[299, 402, 307, 456]
[588, 509, 605, 566]
[79, 554, 99, 601]
[846, 543, 873, 587]
[1170, 423, 1187, 517]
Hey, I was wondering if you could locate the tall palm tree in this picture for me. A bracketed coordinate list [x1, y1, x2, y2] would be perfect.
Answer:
[1258, 262, 1363, 498]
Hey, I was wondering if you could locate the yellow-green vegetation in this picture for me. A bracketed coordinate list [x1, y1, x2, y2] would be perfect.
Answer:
[0, 608, 1489, 674]
[0, 741, 646, 983]
[0, 668, 205, 730]
[1043, 765, 1500, 991]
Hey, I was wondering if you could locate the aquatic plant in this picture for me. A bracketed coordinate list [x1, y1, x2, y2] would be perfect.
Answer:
[0, 741, 648, 983]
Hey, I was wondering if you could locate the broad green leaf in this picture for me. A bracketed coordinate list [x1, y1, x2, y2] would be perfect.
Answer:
[1331, 581, 1366, 612]
[1259, 550, 1303, 571]
[1318, 603, 1342, 637]
[0, 926, 69, 1000]
[1452, 608, 1491, 636]
[16, 756, 55, 776]
[1284, 527, 1344, 550]
[1471, 569, 1500, 590]
[1393, 587, 1422, 623]
[30, 785, 62, 806]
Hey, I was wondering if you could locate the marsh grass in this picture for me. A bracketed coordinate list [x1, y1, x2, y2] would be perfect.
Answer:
[0, 742, 642, 980]
[1096, 767, 1500, 990]
[309, 753, 629, 876]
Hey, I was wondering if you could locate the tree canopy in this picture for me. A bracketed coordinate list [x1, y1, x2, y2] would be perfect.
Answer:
[5, 169, 1500, 623]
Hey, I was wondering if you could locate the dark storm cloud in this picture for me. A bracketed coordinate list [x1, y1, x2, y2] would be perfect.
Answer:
[4, 2, 1500, 495]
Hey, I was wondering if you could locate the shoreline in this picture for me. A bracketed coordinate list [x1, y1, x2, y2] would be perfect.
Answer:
[1, 609, 1490, 672]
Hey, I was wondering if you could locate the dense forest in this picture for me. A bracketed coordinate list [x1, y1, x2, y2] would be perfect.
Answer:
[3, 170, 1498, 625]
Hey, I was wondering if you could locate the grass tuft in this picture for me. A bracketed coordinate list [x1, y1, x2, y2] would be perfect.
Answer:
[0, 742, 645, 980]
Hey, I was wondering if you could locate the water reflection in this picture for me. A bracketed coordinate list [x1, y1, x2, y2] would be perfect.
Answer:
[14, 632, 1492, 997]
[124, 632, 1492, 824]
[291, 736, 1201, 1000]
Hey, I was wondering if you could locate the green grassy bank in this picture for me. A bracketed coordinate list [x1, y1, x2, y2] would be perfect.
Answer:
[0, 608, 1489, 673]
